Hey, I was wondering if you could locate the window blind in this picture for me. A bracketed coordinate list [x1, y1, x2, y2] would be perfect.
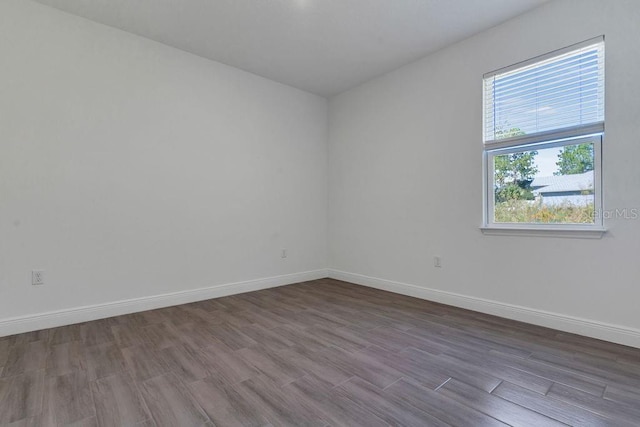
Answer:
[484, 37, 604, 144]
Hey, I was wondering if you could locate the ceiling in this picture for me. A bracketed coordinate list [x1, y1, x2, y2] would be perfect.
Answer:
[33, 0, 549, 96]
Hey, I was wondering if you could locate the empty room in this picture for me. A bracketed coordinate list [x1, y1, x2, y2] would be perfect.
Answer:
[1, 0, 639, 425]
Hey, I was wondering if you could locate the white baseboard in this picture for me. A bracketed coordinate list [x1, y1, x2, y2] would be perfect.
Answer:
[328, 269, 640, 349]
[0, 269, 328, 337]
[6, 267, 638, 349]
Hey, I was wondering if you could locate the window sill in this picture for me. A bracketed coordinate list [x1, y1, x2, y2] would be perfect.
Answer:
[480, 226, 606, 239]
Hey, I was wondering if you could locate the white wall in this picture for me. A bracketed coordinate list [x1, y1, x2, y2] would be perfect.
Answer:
[328, 0, 640, 346]
[0, 0, 327, 331]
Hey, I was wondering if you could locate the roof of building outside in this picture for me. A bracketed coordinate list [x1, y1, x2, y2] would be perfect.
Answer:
[531, 171, 594, 194]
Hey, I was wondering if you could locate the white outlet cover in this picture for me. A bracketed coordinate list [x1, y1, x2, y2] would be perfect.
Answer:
[32, 270, 45, 285]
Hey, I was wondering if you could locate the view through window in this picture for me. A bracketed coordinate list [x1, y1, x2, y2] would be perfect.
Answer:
[490, 139, 596, 224]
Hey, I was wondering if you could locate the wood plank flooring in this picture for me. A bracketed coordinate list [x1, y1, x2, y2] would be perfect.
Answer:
[1, 278, 639, 426]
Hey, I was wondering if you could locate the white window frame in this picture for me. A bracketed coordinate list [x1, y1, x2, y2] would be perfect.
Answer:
[481, 37, 606, 238]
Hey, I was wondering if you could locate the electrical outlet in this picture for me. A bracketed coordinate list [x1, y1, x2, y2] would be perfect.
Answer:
[434, 256, 442, 268]
[32, 270, 45, 286]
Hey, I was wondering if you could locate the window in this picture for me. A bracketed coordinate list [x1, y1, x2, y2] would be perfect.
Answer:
[482, 37, 605, 235]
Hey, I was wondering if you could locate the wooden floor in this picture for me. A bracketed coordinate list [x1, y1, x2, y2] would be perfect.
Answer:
[1, 279, 639, 426]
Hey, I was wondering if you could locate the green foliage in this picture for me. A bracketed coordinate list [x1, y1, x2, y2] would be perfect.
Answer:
[495, 126, 525, 140]
[492, 125, 538, 202]
[555, 143, 594, 175]
[494, 151, 539, 187]
[494, 200, 595, 224]
[495, 184, 534, 203]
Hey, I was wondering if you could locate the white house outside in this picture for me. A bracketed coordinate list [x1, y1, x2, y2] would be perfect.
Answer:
[530, 171, 594, 207]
